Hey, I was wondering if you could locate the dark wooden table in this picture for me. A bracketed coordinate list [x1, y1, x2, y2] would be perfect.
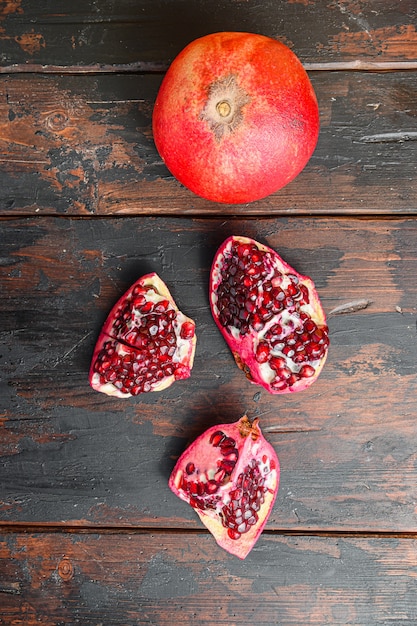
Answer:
[1, 2, 417, 624]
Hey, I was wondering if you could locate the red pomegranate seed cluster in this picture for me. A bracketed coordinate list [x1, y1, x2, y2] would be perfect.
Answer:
[180, 430, 240, 510]
[213, 240, 329, 391]
[93, 286, 194, 395]
[221, 459, 271, 540]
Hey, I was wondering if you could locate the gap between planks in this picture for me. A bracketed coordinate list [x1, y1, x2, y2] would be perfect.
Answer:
[1, 522, 417, 540]
[1, 213, 417, 223]
[1, 61, 417, 75]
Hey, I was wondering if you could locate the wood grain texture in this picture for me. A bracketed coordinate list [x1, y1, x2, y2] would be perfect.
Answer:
[1, 0, 416, 69]
[0, 71, 416, 216]
[1, 531, 417, 625]
[1, 2, 417, 623]
[1, 216, 417, 532]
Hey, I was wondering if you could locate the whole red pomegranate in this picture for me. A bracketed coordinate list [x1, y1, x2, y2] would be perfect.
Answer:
[152, 31, 319, 204]
[210, 236, 329, 393]
[169, 415, 279, 559]
[89, 273, 196, 397]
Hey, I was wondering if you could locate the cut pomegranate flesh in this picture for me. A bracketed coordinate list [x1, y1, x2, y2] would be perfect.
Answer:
[210, 236, 329, 393]
[89, 273, 196, 397]
[169, 415, 279, 559]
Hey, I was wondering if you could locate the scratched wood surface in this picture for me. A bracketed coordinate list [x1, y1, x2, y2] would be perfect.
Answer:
[0, 0, 416, 69]
[1, 0, 417, 624]
[2, 532, 417, 625]
[1, 215, 417, 534]
[1, 71, 417, 217]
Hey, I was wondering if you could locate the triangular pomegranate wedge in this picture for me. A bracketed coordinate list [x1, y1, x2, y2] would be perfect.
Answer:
[169, 415, 279, 559]
[89, 273, 196, 397]
[210, 236, 329, 394]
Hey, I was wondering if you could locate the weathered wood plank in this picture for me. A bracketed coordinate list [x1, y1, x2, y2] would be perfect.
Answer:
[1, 531, 417, 625]
[1, 215, 417, 531]
[1, 0, 416, 69]
[0, 71, 416, 216]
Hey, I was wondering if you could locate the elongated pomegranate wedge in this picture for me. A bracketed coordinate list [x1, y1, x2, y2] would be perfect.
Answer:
[89, 273, 196, 397]
[210, 236, 329, 393]
[169, 415, 279, 559]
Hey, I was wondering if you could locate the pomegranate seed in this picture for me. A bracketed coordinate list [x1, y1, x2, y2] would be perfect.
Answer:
[287, 373, 300, 387]
[214, 468, 226, 483]
[210, 431, 226, 446]
[185, 462, 195, 475]
[306, 342, 322, 358]
[258, 306, 272, 321]
[132, 285, 146, 296]
[133, 294, 146, 308]
[282, 345, 295, 358]
[300, 284, 310, 303]
[286, 282, 299, 297]
[154, 299, 170, 312]
[250, 314, 264, 332]
[276, 367, 292, 381]
[222, 450, 239, 463]
[304, 319, 317, 334]
[286, 333, 296, 346]
[180, 321, 195, 339]
[256, 342, 270, 363]
[149, 324, 158, 336]
[139, 301, 153, 313]
[174, 364, 190, 380]
[205, 480, 219, 495]
[220, 436, 236, 449]
[237, 243, 252, 257]
[219, 460, 236, 474]
[269, 356, 286, 370]
[189, 482, 198, 495]
[293, 351, 307, 364]
[299, 364, 316, 378]
[247, 265, 258, 277]
[262, 291, 273, 307]
[239, 309, 250, 322]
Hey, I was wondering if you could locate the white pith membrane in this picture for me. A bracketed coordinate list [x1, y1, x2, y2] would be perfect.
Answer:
[170, 417, 279, 559]
[90, 274, 196, 398]
[210, 237, 329, 393]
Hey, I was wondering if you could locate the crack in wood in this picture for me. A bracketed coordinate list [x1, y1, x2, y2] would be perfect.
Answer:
[358, 132, 417, 143]
[1, 61, 417, 75]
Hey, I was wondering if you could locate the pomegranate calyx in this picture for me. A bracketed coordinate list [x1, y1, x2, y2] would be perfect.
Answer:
[238, 415, 260, 441]
[201, 73, 251, 142]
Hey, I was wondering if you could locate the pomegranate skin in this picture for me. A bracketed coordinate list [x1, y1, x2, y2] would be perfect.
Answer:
[89, 273, 196, 398]
[169, 415, 279, 559]
[152, 31, 319, 204]
[210, 236, 329, 394]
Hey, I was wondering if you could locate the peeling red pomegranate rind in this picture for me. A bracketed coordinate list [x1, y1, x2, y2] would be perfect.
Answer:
[209, 236, 329, 394]
[169, 415, 280, 559]
[89, 273, 196, 397]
